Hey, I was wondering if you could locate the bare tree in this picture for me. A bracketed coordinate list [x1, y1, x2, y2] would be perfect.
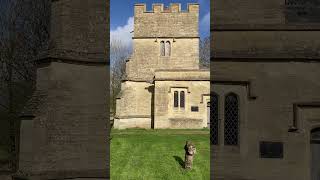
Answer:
[110, 39, 132, 114]
[199, 36, 210, 69]
[0, 0, 50, 169]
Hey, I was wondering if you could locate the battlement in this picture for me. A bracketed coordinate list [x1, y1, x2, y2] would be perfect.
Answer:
[133, 3, 199, 38]
[134, 3, 199, 14]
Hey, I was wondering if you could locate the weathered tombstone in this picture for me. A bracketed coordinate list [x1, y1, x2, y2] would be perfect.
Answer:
[184, 141, 196, 169]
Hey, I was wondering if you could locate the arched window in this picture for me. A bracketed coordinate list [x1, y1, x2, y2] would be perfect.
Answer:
[165, 41, 171, 56]
[160, 41, 165, 56]
[211, 93, 219, 145]
[224, 93, 239, 146]
[180, 91, 185, 108]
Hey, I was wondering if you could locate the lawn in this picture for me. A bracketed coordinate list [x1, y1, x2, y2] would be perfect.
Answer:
[110, 129, 210, 180]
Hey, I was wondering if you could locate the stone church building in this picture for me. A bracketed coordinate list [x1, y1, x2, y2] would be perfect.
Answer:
[114, 3, 210, 129]
[212, 0, 320, 180]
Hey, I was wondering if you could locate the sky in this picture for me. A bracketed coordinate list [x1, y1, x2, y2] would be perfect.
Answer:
[110, 0, 210, 48]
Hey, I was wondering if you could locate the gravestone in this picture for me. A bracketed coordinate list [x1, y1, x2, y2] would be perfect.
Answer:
[16, 0, 109, 179]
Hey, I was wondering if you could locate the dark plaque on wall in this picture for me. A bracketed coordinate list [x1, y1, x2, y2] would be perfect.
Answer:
[285, 0, 320, 23]
[259, 141, 284, 158]
[191, 106, 199, 112]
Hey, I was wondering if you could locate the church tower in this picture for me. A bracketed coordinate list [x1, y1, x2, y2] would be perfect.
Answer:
[125, 3, 200, 82]
[115, 3, 210, 130]
[17, 0, 108, 179]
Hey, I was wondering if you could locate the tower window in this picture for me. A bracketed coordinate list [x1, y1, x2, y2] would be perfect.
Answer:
[165, 41, 171, 56]
[160, 41, 165, 56]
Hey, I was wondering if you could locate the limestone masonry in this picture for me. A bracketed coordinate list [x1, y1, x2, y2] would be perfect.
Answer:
[16, 0, 108, 179]
[114, 3, 210, 129]
[211, 0, 320, 179]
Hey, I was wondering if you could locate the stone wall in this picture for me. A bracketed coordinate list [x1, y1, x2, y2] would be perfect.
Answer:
[211, 0, 320, 179]
[154, 70, 210, 129]
[126, 38, 199, 81]
[213, 0, 284, 26]
[113, 118, 151, 130]
[213, 31, 320, 59]
[114, 81, 153, 129]
[213, 0, 320, 27]
[49, 0, 107, 62]
[212, 62, 320, 180]
[134, 3, 199, 38]
[116, 81, 152, 118]
[19, 62, 108, 173]
[125, 3, 200, 81]
[115, 3, 205, 130]
[15, 0, 109, 179]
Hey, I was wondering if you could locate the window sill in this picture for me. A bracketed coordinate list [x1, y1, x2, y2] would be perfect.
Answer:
[211, 145, 240, 153]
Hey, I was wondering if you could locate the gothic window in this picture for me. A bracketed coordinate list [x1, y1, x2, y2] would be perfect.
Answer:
[211, 93, 219, 145]
[160, 41, 165, 56]
[224, 93, 239, 146]
[174, 91, 178, 107]
[165, 41, 171, 56]
[180, 91, 185, 108]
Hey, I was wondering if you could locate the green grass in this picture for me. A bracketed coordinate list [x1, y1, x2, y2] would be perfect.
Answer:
[110, 129, 210, 180]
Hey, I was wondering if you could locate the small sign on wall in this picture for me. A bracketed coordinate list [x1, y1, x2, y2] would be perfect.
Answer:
[259, 141, 284, 159]
[191, 106, 199, 112]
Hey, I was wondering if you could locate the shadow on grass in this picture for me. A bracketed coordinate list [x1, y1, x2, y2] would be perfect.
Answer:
[173, 156, 184, 168]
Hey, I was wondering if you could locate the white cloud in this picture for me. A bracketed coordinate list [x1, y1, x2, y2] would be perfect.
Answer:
[200, 12, 210, 29]
[110, 17, 134, 48]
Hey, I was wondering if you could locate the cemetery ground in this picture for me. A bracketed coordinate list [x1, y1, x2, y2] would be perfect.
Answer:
[110, 128, 210, 180]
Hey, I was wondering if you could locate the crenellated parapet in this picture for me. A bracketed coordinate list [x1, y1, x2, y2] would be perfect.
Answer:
[134, 3, 199, 14]
[134, 3, 199, 38]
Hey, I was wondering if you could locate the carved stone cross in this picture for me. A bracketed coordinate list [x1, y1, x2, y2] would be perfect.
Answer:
[184, 141, 196, 169]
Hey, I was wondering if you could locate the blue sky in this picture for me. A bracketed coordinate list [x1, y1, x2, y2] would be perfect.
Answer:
[110, 0, 210, 48]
